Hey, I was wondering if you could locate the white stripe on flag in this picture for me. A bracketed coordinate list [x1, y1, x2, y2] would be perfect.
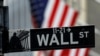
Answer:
[78, 48, 87, 56]
[53, 50, 63, 56]
[63, 7, 74, 27]
[52, 0, 65, 27]
[69, 49, 77, 56]
[42, 0, 55, 28]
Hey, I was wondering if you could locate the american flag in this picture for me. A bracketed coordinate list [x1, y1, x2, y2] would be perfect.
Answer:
[30, 0, 90, 56]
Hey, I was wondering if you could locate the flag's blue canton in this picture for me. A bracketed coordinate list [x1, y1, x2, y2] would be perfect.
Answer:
[30, 0, 48, 27]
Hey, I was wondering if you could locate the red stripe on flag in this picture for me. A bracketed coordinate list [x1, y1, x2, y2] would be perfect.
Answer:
[48, 0, 60, 27]
[60, 49, 70, 56]
[70, 11, 78, 26]
[49, 50, 54, 56]
[59, 5, 69, 27]
[84, 48, 90, 56]
[75, 49, 80, 56]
